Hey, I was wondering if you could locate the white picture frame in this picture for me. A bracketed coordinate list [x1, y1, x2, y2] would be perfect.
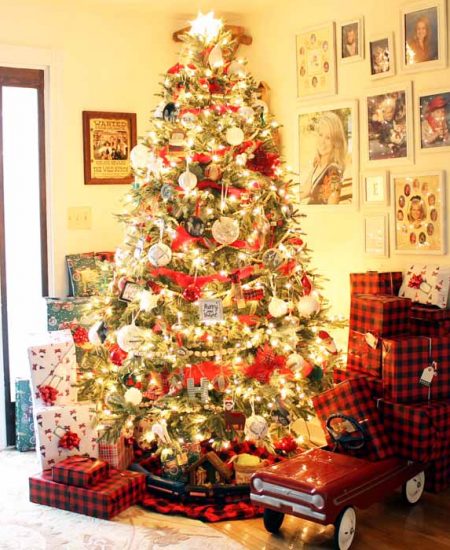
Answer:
[364, 213, 389, 257]
[416, 88, 450, 153]
[339, 17, 364, 63]
[361, 171, 390, 206]
[400, 0, 447, 73]
[368, 33, 395, 79]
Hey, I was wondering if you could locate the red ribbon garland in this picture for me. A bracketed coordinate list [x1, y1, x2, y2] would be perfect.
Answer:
[149, 265, 256, 290]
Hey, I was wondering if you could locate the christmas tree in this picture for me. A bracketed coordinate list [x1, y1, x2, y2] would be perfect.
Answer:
[80, 13, 343, 463]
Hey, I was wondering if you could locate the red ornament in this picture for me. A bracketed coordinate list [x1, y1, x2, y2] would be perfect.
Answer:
[58, 430, 81, 450]
[274, 435, 298, 454]
[38, 385, 59, 405]
[246, 144, 280, 177]
[147, 280, 162, 294]
[109, 343, 128, 366]
[301, 273, 313, 295]
[72, 326, 89, 345]
[244, 344, 287, 384]
[182, 284, 202, 302]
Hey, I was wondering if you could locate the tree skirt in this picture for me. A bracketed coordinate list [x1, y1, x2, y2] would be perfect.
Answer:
[141, 492, 263, 522]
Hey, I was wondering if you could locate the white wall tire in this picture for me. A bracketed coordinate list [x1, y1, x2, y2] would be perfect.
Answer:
[334, 506, 356, 550]
[402, 471, 425, 505]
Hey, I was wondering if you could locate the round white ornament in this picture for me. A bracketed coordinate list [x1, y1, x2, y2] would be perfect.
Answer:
[130, 144, 152, 171]
[244, 414, 268, 440]
[211, 216, 240, 245]
[208, 44, 224, 68]
[117, 324, 147, 353]
[228, 61, 246, 78]
[297, 295, 321, 317]
[124, 387, 143, 406]
[238, 106, 255, 120]
[268, 297, 289, 318]
[178, 170, 198, 191]
[139, 290, 159, 312]
[286, 353, 306, 370]
[225, 127, 244, 146]
[148, 243, 172, 267]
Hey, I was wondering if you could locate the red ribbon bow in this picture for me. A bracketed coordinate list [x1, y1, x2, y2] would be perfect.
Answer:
[38, 385, 59, 405]
[58, 430, 81, 450]
[408, 274, 424, 289]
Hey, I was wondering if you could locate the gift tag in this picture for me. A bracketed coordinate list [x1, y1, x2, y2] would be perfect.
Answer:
[365, 332, 378, 349]
[419, 281, 432, 294]
[419, 364, 436, 387]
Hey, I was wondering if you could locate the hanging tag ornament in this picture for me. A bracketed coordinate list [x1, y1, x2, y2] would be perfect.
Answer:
[208, 44, 224, 68]
[226, 127, 244, 146]
[212, 216, 240, 245]
[244, 414, 268, 440]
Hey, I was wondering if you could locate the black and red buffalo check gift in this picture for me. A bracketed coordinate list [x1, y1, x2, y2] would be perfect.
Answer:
[350, 294, 411, 338]
[52, 455, 109, 488]
[347, 329, 383, 376]
[333, 368, 383, 398]
[350, 272, 403, 296]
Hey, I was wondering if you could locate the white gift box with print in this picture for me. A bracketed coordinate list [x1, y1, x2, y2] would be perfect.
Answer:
[35, 402, 98, 469]
[399, 264, 450, 309]
[27, 329, 77, 406]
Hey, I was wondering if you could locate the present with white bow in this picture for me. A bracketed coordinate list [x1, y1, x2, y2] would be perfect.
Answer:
[399, 264, 450, 309]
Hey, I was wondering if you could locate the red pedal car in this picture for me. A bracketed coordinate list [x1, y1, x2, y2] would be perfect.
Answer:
[250, 414, 426, 550]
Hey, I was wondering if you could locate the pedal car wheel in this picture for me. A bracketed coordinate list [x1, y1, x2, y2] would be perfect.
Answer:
[263, 508, 285, 533]
[334, 506, 356, 550]
[402, 471, 425, 505]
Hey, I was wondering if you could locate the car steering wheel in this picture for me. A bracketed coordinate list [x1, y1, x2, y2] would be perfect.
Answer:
[325, 413, 367, 451]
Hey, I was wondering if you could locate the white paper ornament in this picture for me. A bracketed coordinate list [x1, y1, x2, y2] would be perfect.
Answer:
[211, 216, 240, 245]
[268, 297, 289, 318]
[148, 242, 172, 266]
[178, 170, 198, 191]
[225, 127, 244, 146]
[88, 320, 103, 345]
[130, 144, 152, 171]
[117, 324, 147, 353]
[124, 387, 143, 406]
[228, 61, 246, 78]
[297, 295, 321, 317]
[208, 44, 224, 68]
[244, 414, 268, 440]
[139, 290, 159, 312]
[286, 353, 306, 370]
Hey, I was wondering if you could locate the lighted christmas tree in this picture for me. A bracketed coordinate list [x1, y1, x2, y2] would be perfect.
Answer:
[80, 13, 343, 463]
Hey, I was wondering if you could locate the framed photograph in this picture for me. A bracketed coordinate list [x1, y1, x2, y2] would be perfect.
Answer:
[400, 0, 447, 73]
[368, 33, 395, 79]
[361, 171, 389, 206]
[119, 281, 142, 303]
[417, 89, 450, 152]
[364, 214, 389, 256]
[363, 81, 414, 165]
[82, 111, 137, 185]
[391, 171, 445, 254]
[339, 18, 364, 63]
[298, 100, 358, 207]
[296, 22, 337, 99]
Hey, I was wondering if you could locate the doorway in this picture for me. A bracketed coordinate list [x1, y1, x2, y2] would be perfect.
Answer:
[0, 67, 48, 446]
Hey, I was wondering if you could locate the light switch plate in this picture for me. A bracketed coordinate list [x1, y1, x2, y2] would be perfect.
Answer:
[68, 207, 92, 229]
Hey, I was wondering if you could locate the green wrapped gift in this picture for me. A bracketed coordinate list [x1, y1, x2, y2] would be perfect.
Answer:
[15, 378, 36, 452]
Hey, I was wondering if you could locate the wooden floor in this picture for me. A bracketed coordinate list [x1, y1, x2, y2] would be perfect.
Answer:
[211, 486, 450, 549]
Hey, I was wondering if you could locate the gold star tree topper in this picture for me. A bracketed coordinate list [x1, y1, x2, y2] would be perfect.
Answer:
[188, 11, 223, 42]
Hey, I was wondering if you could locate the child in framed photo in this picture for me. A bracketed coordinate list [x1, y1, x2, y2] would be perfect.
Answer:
[419, 92, 450, 149]
[342, 23, 359, 58]
[367, 91, 407, 160]
[370, 39, 391, 75]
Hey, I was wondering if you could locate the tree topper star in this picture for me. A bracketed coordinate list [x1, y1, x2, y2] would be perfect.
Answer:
[189, 11, 223, 42]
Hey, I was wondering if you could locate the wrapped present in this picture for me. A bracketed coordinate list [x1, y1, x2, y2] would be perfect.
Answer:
[29, 468, 145, 519]
[313, 378, 393, 461]
[98, 436, 134, 470]
[28, 330, 77, 407]
[382, 336, 450, 403]
[66, 252, 114, 297]
[35, 402, 98, 469]
[350, 294, 411, 337]
[46, 297, 95, 333]
[347, 329, 382, 376]
[425, 452, 450, 493]
[350, 271, 403, 296]
[333, 368, 383, 398]
[15, 378, 36, 452]
[52, 455, 109, 488]
[409, 304, 450, 337]
[378, 400, 450, 463]
[399, 264, 450, 309]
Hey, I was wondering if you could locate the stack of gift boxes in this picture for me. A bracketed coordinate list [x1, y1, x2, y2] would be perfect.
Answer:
[316, 269, 450, 493]
[27, 328, 144, 518]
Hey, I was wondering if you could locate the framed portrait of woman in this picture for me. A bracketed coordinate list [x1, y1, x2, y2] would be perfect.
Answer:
[416, 89, 450, 153]
[400, 0, 447, 73]
[391, 171, 445, 254]
[363, 81, 414, 166]
[368, 33, 395, 80]
[298, 100, 358, 207]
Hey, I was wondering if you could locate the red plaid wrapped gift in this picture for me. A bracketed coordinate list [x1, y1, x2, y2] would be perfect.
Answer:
[425, 452, 450, 493]
[378, 400, 450, 463]
[350, 272, 403, 296]
[99, 436, 134, 470]
[409, 304, 450, 337]
[347, 329, 382, 376]
[333, 367, 383, 398]
[52, 455, 109, 488]
[30, 469, 145, 519]
[399, 264, 450, 309]
[349, 294, 411, 338]
[313, 378, 393, 461]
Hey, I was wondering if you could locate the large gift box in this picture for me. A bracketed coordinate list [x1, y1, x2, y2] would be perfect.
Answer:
[350, 272, 403, 296]
[333, 368, 383, 398]
[28, 330, 77, 407]
[98, 436, 134, 470]
[378, 400, 450, 463]
[347, 329, 382, 376]
[52, 455, 109, 488]
[425, 452, 450, 493]
[15, 378, 36, 452]
[382, 336, 450, 403]
[313, 378, 393, 461]
[399, 264, 450, 309]
[349, 294, 411, 337]
[29, 469, 145, 519]
[46, 297, 95, 333]
[66, 252, 114, 297]
[35, 402, 98, 469]
[409, 304, 450, 337]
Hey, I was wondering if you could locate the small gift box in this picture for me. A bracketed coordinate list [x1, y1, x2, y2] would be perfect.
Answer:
[29, 469, 145, 519]
[66, 252, 114, 297]
[15, 378, 36, 452]
[399, 264, 450, 309]
[350, 294, 411, 338]
[28, 330, 77, 407]
[347, 329, 382, 376]
[98, 436, 134, 470]
[350, 272, 403, 296]
[52, 455, 109, 488]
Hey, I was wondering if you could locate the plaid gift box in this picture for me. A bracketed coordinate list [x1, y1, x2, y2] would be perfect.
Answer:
[66, 252, 114, 297]
[313, 378, 393, 461]
[378, 400, 450, 462]
[350, 272, 403, 296]
[347, 329, 382, 376]
[28, 330, 77, 407]
[409, 304, 450, 337]
[98, 436, 134, 470]
[15, 378, 36, 452]
[52, 455, 109, 488]
[333, 368, 383, 398]
[425, 452, 450, 493]
[29, 468, 145, 519]
[399, 264, 450, 309]
[350, 294, 411, 337]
